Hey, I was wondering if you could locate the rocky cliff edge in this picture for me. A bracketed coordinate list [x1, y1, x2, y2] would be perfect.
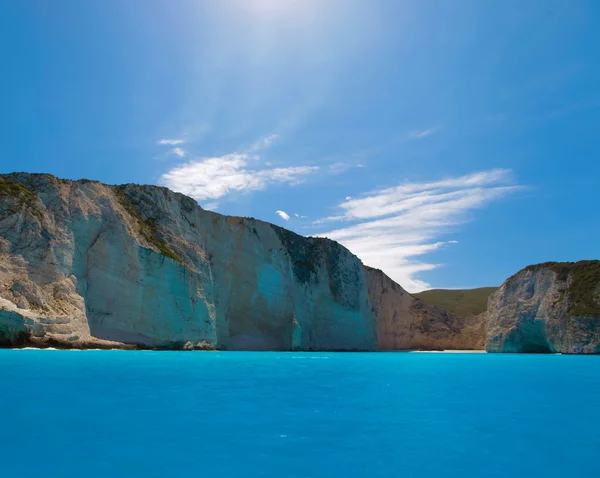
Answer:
[0, 173, 482, 351]
[486, 261, 600, 353]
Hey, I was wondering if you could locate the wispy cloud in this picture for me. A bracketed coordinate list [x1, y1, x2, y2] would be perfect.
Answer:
[159, 133, 320, 205]
[407, 128, 437, 140]
[160, 152, 318, 201]
[275, 210, 290, 221]
[316, 169, 522, 292]
[158, 139, 186, 145]
[328, 162, 364, 174]
[157, 124, 210, 149]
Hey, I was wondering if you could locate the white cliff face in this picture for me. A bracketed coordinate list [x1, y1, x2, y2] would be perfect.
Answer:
[0, 174, 379, 349]
[486, 261, 600, 354]
[0, 173, 481, 351]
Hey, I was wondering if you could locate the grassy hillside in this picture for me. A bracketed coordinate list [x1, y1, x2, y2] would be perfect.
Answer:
[414, 287, 498, 317]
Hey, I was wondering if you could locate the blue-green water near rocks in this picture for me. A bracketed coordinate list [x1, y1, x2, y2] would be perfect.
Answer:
[1, 350, 599, 477]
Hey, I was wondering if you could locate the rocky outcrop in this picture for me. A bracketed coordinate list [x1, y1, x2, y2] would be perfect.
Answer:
[486, 261, 600, 354]
[0, 172, 481, 351]
[366, 267, 486, 350]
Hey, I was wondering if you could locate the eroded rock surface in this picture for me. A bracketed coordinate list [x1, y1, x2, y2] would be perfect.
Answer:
[486, 261, 600, 354]
[0, 173, 482, 350]
[366, 267, 486, 350]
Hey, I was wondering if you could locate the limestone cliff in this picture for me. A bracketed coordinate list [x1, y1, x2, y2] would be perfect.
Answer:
[366, 267, 486, 350]
[0, 172, 480, 351]
[486, 261, 600, 354]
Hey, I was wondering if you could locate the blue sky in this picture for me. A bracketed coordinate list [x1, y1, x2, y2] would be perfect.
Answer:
[1, 0, 599, 291]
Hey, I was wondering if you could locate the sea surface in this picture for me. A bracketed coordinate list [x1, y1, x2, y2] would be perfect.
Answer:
[1, 350, 599, 477]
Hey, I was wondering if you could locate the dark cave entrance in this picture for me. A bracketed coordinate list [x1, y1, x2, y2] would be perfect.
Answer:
[520, 342, 552, 353]
[515, 318, 553, 353]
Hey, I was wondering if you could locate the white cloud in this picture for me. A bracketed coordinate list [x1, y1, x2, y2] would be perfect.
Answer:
[275, 210, 290, 221]
[407, 128, 437, 140]
[328, 162, 364, 174]
[158, 139, 186, 145]
[316, 169, 521, 292]
[171, 147, 186, 157]
[160, 152, 319, 201]
[157, 124, 209, 149]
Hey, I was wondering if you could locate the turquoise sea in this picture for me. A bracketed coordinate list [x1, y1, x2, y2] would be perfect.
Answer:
[1, 350, 599, 477]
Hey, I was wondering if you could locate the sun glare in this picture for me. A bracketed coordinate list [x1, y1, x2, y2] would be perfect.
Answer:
[238, 0, 310, 19]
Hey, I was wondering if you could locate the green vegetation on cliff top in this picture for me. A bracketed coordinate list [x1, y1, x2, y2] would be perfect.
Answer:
[0, 177, 43, 219]
[525, 261, 600, 316]
[113, 187, 183, 264]
[0, 176, 40, 204]
[414, 287, 498, 317]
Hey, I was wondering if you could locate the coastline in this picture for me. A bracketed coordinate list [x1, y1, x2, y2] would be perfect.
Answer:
[5, 346, 488, 353]
[409, 349, 486, 353]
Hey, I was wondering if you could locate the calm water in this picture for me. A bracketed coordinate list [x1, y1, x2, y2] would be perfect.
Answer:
[1, 350, 599, 477]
